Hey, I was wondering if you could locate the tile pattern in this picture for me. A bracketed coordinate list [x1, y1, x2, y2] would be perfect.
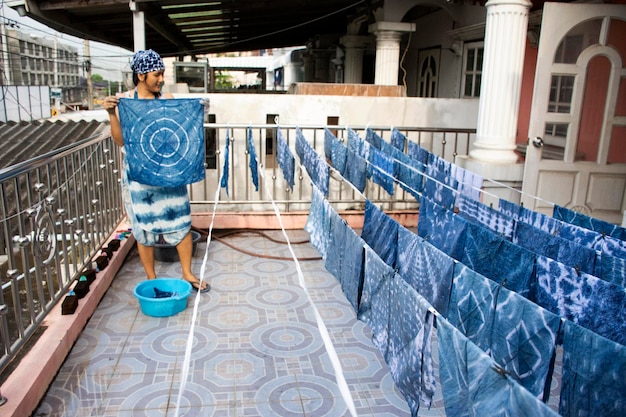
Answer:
[33, 230, 562, 416]
[33, 231, 410, 416]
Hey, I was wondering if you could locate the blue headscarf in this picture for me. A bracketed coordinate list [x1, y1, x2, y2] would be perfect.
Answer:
[130, 49, 165, 74]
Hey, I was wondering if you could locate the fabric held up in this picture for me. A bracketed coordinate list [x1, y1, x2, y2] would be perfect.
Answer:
[396, 226, 454, 317]
[391, 127, 406, 151]
[423, 176, 457, 209]
[118, 98, 205, 187]
[369, 146, 396, 196]
[407, 141, 431, 165]
[296, 128, 330, 196]
[220, 127, 230, 194]
[559, 320, 626, 417]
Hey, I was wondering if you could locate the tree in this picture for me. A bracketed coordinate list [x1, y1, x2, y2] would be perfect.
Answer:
[91, 74, 104, 82]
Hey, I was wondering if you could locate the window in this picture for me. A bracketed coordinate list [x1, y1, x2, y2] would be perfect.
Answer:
[462, 42, 483, 98]
[204, 114, 217, 169]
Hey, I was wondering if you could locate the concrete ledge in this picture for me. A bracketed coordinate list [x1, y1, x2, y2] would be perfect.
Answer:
[192, 210, 418, 230]
[0, 221, 135, 417]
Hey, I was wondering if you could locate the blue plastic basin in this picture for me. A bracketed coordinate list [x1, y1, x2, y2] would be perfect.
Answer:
[134, 278, 192, 317]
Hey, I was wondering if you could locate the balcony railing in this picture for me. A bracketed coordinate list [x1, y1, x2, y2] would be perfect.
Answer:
[0, 122, 475, 376]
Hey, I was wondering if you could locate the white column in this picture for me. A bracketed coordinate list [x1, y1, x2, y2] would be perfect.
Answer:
[129, 1, 145, 51]
[368, 22, 415, 86]
[469, 0, 532, 163]
[341, 35, 369, 84]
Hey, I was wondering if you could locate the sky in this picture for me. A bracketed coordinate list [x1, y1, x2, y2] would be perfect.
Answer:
[1, 3, 133, 82]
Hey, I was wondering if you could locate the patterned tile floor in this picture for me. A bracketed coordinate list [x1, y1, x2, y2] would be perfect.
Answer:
[32, 230, 430, 416]
[32, 229, 562, 417]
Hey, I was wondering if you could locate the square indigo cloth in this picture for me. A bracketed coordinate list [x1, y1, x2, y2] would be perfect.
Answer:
[119, 98, 205, 187]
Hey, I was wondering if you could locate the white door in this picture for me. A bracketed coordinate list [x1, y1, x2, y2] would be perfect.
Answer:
[521, 3, 626, 224]
[417, 48, 440, 98]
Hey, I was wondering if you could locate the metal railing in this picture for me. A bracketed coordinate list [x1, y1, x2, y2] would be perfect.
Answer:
[0, 132, 124, 373]
[0, 122, 475, 375]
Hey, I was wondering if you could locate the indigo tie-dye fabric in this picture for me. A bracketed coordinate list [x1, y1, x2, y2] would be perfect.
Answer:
[324, 208, 364, 312]
[462, 222, 536, 297]
[513, 220, 597, 275]
[423, 176, 457, 209]
[304, 185, 331, 260]
[369, 146, 396, 195]
[396, 226, 454, 317]
[387, 276, 435, 415]
[276, 128, 295, 190]
[407, 141, 431, 165]
[596, 253, 626, 287]
[450, 164, 482, 201]
[491, 284, 561, 397]
[457, 195, 515, 239]
[534, 255, 626, 345]
[448, 263, 561, 397]
[554, 204, 626, 241]
[396, 160, 424, 200]
[345, 149, 367, 193]
[246, 127, 259, 191]
[437, 317, 560, 417]
[361, 200, 399, 268]
[447, 264, 499, 352]
[358, 246, 395, 357]
[426, 163, 458, 189]
[122, 157, 191, 246]
[220, 127, 230, 194]
[499, 199, 560, 234]
[323, 128, 335, 160]
[347, 128, 372, 179]
[391, 127, 406, 151]
[417, 197, 468, 260]
[118, 98, 205, 187]
[295, 128, 330, 196]
[364, 127, 382, 149]
[560, 320, 626, 417]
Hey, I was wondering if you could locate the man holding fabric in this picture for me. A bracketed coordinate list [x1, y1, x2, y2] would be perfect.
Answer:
[102, 49, 210, 293]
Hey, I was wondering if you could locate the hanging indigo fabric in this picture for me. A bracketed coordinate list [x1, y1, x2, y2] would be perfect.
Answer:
[437, 318, 560, 417]
[417, 197, 467, 261]
[304, 185, 331, 260]
[324, 128, 335, 160]
[553, 204, 626, 241]
[499, 199, 560, 234]
[407, 141, 431, 165]
[447, 263, 499, 351]
[358, 246, 395, 358]
[457, 194, 515, 239]
[330, 135, 348, 176]
[369, 146, 396, 196]
[296, 128, 330, 196]
[220, 127, 230, 194]
[361, 200, 399, 268]
[387, 276, 435, 415]
[534, 255, 626, 345]
[119, 98, 205, 187]
[426, 163, 458, 189]
[391, 127, 406, 151]
[365, 127, 382, 149]
[396, 226, 454, 317]
[560, 320, 626, 417]
[324, 208, 344, 279]
[423, 176, 457, 211]
[450, 164, 482, 201]
[246, 127, 259, 191]
[462, 222, 536, 297]
[348, 128, 372, 178]
[345, 149, 367, 193]
[595, 253, 626, 287]
[513, 220, 598, 275]
[396, 160, 424, 200]
[491, 284, 561, 398]
[276, 127, 295, 190]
